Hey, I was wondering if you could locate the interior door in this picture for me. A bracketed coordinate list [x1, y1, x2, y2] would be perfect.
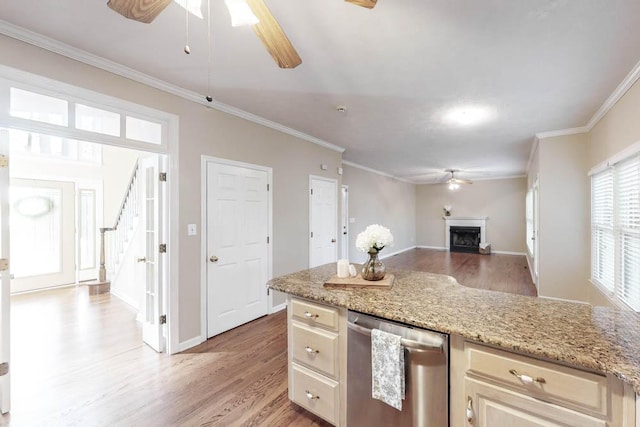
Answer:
[206, 160, 269, 338]
[10, 178, 75, 293]
[140, 155, 164, 352]
[0, 129, 10, 413]
[309, 176, 338, 268]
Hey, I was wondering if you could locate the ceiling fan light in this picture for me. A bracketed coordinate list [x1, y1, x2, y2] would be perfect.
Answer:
[225, 0, 259, 27]
[174, 0, 203, 19]
[448, 182, 460, 191]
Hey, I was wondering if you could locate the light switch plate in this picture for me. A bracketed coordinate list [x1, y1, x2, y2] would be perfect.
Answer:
[349, 217, 356, 223]
[187, 224, 197, 236]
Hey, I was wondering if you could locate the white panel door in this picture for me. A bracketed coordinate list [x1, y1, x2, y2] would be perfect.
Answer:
[140, 155, 164, 352]
[207, 161, 269, 338]
[0, 129, 10, 413]
[10, 178, 75, 293]
[310, 176, 338, 268]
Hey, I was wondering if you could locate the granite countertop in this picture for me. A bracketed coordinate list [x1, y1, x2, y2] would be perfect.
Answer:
[267, 263, 640, 393]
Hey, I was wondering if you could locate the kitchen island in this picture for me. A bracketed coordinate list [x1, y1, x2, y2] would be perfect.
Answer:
[268, 263, 640, 426]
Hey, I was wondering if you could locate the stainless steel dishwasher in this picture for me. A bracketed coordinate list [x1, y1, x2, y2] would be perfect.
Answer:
[347, 310, 448, 427]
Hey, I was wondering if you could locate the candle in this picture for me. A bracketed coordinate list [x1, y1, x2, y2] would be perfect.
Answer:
[337, 259, 349, 278]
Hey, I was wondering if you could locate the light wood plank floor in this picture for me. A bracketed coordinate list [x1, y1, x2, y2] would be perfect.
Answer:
[2, 249, 534, 426]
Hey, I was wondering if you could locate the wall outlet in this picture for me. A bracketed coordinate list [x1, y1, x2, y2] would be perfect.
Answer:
[187, 224, 197, 236]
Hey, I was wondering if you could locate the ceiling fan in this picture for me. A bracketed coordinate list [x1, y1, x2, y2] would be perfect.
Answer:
[443, 169, 472, 190]
[106, 0, 378, 69]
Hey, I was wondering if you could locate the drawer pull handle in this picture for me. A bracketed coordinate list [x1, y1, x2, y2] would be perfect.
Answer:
[509, 369, 546, 385]
[305, 346, 319, 354]
[304, 311, 319, 319]
[305, 390, 320, 400]
[466, 396, 475, 425]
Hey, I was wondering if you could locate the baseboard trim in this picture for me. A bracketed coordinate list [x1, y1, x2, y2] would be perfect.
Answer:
[416, 245, 447, 251]
[538, 295, 590, 305]
[492, 250, 527, 256]
[176, 336, 206, 353]
[109, 288, 140, 312]
[269, 302, 287, 314]
[379, 245, 417, 260]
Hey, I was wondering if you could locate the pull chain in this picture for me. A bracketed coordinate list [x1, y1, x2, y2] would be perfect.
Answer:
[205, 0, 213, 102]
[184, 0, 191, 54]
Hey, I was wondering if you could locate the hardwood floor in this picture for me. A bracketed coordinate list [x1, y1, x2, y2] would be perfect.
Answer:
[2, 250, 534, 426]
[385, 249, 537, 296]
[3, 287, 329, 427]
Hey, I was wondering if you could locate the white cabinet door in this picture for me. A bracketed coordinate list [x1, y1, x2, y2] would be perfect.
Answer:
[465, 378, 606, 427]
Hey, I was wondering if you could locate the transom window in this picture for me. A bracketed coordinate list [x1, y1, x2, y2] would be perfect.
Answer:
[5, 86, 167, 147]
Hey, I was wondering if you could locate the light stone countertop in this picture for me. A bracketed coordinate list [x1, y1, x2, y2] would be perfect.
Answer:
[267, 263, 640, 393]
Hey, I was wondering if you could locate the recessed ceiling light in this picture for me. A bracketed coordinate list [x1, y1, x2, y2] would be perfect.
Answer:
[445, 106, 494, 126]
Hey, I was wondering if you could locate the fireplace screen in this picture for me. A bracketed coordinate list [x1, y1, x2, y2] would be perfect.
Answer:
[450, 226, 481, 253]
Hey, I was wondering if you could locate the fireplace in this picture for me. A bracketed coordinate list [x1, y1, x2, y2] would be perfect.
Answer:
[450, 226, 481, 253]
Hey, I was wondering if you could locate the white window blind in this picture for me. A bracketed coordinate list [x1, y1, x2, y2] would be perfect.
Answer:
[591, 153, 640, 311]
[616, 156, 640, 310]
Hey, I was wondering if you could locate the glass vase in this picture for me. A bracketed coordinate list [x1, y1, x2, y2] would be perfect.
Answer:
[362, 249, 386, 281]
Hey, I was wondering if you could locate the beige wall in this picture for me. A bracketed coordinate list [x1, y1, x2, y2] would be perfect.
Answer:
[342, 165, 416, 263]
[584, 78, 640, 307]
[590, 78, 640, 166]
[0, 35, 342, 345]
[416, 178, 527, 253]
[536, 133, 590, 302]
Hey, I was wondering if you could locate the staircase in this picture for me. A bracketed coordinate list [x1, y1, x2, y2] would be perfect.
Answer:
[88, 161, 140, 295]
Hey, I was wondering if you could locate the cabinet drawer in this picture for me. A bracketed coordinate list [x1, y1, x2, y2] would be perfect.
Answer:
[291, 298, 339, 331]
[292, 363, 339, 425]
[465, 342, 609, 416]
[292, 320, 339, 378]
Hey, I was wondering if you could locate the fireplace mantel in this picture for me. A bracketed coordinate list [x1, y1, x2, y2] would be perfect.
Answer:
[443, 217, 488, 250]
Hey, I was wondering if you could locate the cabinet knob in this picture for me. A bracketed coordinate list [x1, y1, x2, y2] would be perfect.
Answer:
[305, 390, 319, 400]
[137, 257, 147, 263]
[466, 396, 475, 425]
[209, 255, 219, 263]
[305, 346, 319, 354]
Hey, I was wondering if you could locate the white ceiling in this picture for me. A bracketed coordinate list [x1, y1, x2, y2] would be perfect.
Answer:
[1, 0, 640, 182]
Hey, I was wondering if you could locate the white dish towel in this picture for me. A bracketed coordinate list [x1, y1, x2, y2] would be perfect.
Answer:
[371, 328, 405, 410]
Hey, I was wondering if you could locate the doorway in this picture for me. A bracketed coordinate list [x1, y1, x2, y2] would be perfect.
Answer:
[10, 178, 75, 293]
[341, 185, 349, 260]
[309, 175, 338, 268]
[203, 157, 272, 338]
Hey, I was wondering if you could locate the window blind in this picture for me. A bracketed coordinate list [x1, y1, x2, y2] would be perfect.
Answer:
[591, 168, 615, 292]
[616, 155, 640, 310]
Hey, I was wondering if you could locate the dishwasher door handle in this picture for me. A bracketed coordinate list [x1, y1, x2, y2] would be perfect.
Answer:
[347, 320, 444, 353]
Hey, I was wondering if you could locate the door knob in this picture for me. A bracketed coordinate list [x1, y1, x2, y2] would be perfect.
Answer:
[331, 238, 336, 243]
[210, 255, 219, 263]
[137, 257, 147, 263]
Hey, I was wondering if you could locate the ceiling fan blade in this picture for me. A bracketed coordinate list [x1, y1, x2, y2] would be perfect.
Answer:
[107, 0, 172, 23]
[246, 0, 302, 69]
[455, 178, 473, 184]
[345, 0, 378, 9]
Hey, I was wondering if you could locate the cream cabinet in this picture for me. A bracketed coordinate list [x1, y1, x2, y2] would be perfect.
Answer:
[450, 336, 636, 427]
[287, 296, 347, 426]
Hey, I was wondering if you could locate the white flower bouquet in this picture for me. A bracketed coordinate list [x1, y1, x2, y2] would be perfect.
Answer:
[355, 224, 394, 254]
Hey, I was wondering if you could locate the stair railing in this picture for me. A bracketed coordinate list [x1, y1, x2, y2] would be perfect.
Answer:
[100, 160, 140, 280]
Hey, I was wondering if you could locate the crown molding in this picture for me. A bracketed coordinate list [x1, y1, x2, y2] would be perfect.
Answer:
[586, 58, 640, 130]
[416, 174, 526, 185]
[341, 160, 415, 184]
[0, 20, 345, 154]
[534, 126, 589, 140]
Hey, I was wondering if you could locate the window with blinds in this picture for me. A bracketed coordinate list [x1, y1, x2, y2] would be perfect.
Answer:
[591, 153, 640, 311]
